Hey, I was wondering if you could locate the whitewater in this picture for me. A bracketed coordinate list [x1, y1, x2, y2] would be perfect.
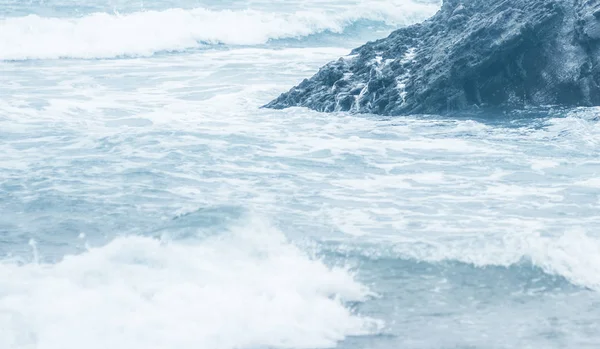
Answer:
[1, 0, 600, 348]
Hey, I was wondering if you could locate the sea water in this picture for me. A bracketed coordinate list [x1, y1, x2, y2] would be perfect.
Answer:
[1, 1, 600, 348]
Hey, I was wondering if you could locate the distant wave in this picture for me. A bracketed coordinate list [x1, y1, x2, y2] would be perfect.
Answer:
[0, 3, 438, 60]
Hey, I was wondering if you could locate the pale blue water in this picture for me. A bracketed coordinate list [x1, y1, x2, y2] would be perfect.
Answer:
[1, 1, 600, 348]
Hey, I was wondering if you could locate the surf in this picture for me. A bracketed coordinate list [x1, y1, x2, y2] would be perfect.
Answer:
[0, 2, 438, 60]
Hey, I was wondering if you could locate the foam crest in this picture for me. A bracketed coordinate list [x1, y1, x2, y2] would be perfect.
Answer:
[447, 230, 600, 290]
[0, 218, 379, 349]
[368, 229, 600, 291]
[0, 3, 439, 60]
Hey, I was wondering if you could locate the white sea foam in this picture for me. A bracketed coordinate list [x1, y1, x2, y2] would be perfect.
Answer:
[0, 217, 380, 349]
[482, 229, 600, 291]
[350, 228, 600, 291]
[0, 2, 439, 60]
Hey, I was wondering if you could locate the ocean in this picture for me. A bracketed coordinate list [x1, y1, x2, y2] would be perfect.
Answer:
[1, 0, 600, 348]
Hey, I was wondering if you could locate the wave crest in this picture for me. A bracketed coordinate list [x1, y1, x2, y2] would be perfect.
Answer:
[0, 217, 380, 349]
[325, 229, 600, 292]
[0, 3, 439, 60]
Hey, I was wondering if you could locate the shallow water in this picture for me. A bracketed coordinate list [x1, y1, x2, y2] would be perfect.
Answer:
[2, 1, 600, 348]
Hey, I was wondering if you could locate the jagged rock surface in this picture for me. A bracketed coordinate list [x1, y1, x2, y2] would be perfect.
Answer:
[265, 0, 600, 115]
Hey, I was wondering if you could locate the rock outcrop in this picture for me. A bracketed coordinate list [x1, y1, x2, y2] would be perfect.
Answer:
[265, 0, 600, 115]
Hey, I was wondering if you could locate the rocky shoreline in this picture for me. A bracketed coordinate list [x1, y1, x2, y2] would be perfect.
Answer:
[265, 0, 600, 115]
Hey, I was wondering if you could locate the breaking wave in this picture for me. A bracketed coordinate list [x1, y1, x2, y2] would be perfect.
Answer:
[0, 3, 439, 60]
[0, 217, 380, 349]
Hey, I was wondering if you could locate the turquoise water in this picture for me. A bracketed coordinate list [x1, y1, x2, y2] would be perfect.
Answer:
[2, 1, 600, 348]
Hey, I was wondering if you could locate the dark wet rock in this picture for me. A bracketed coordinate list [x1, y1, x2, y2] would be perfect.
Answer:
[265, 0, 600, 115]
